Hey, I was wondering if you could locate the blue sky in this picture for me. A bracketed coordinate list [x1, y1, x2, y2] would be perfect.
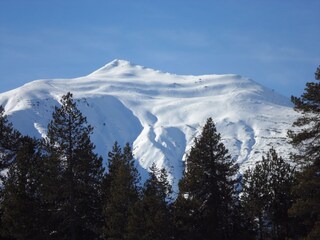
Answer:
[0, 0, 319, 97]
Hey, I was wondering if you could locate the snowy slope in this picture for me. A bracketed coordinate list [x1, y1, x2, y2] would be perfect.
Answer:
[0, 59, 298, 190]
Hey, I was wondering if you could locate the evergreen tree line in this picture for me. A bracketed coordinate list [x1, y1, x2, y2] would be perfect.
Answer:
[0, 66, 319, 239]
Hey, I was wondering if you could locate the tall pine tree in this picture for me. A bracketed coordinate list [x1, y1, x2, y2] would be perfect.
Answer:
[241, 148, 294, 240]
[44, 92, 104, 240]
[174, 117, 238, 240]
[1, 137, 45, 240]
[0, 105, 21, 176]
[241, 161, 269, 240]
[0, 105, 21, 239]
[102, 142, 140, 240]
[288, 66, 320, 239]
[127, 163, 173, 240]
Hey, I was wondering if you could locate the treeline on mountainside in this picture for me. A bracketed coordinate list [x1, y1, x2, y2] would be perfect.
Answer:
[0, 66, 319, 240]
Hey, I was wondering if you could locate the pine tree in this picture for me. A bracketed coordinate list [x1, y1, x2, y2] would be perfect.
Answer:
[127, 163, 173, 240]
[241, 161, 270, 240]
[44, 92, 104, 240]
[0, 105, 21, 176]
[38, 140, 63, 239]
[0, 105, 21, 239]
[288, 66, 320, 165]
[1, 136, 45, 240]
[103, 142, 140, 240]
[174, 117, 238, 240]
[288, 66, 320, 239]
[241, 148, 294, 240]
[268, 149, 295, 239]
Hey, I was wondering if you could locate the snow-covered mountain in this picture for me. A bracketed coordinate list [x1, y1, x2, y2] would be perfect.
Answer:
[0, 59, 298, 189]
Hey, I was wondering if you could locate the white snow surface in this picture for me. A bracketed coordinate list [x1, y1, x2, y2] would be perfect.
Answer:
[0, 59, 298, 191]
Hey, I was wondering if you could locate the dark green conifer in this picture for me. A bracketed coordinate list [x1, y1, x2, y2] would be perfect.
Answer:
[288, 66, 320, 240]
[241, 148, 294, 240]
[268, 150, 295, 239]
[241, 161, 270, 239]
[174, 117, 238, 240]
[127, 163, 173, 240]
[1, 137, 45, 240]
[44, 92, 104, 240]
[38, 141, 63, 239]
[0, 105, 21, 175]
[103, 142, 140, 240]
[0, 105, 22, 239]
[288, 66, 320, 165]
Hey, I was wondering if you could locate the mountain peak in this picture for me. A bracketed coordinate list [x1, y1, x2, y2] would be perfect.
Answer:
[88, 59, 141, 77]
[0, 60, 297, 190]
[107, 59, 134, 67]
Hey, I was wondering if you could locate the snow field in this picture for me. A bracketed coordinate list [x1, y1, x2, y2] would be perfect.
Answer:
[0, 59, 298, 191]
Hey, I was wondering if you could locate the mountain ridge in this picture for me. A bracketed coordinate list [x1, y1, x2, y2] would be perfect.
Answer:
[0, 59, 298, 189]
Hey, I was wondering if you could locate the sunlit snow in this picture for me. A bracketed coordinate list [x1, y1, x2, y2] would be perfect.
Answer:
[0, 59, 298, 191]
